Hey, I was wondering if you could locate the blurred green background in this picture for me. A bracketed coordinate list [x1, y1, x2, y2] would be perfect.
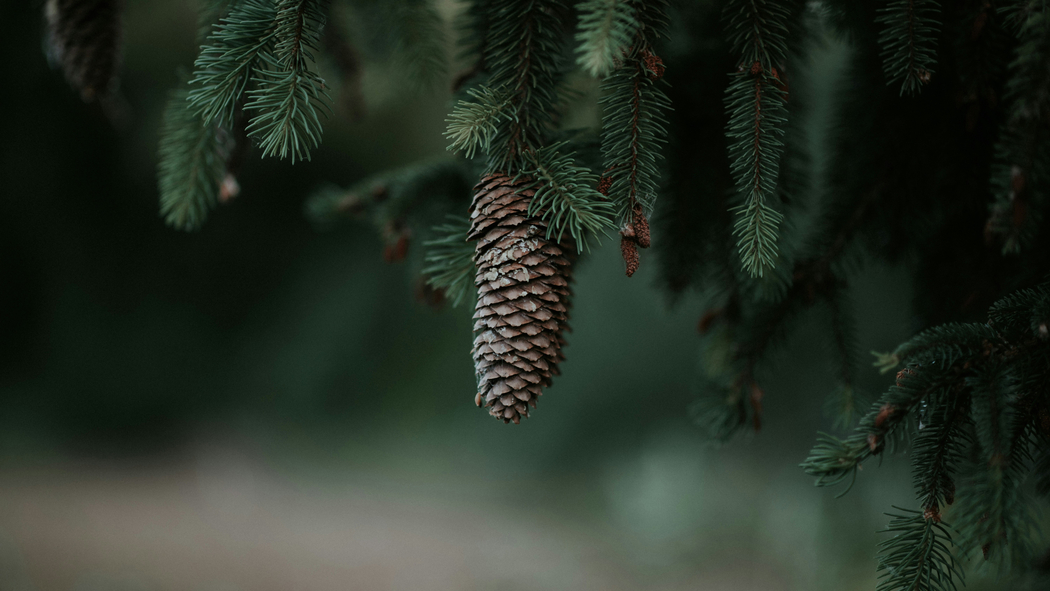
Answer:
[0, 1, 1020, 590]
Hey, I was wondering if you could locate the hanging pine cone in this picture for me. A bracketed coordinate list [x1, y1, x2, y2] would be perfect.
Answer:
[45, 0, 124, 102]
[469, 174, 575, 424]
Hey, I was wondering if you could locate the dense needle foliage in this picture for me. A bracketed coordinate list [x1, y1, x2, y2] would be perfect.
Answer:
[41, 0, 1050, 588]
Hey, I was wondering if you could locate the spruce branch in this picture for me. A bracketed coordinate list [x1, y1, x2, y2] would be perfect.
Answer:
[523, 144, 617, 250]
[805, 281, 1050, 583]
[157, 88, 230, 231]
[876, 509, 963, 591]
[724, 0, 790, 70]
[726, 70, 787, 278]
[911, 395, 968, 518]
[598, 43, 671, 226]
[876, 0, 942, 96]
[187, 0, 279, 127]
[244, 0, 332, 163]
[952, 365, 1039, 568]
[423, 216, 476, 308]
[722, 0, 791, 278]
[445, 85, 514, 159]
[574, 0, 638, 77]
[481, 0, 565, 172]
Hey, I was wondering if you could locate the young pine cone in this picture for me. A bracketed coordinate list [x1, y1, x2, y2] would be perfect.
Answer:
[469, 174, 575, 424]
[46, 0, 124, 102]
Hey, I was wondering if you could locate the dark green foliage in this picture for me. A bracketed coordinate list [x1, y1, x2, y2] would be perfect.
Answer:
[803, 280, 1050, 586]
[445, 85, 512, 159]
[244, 0, 331, 164]
[157, 88, 230, 230]
[476, 0, 565, 173]
[876, 0, 941, 95]
[188, 0, 278, 128]
[722, 0, 794, 277]
[69, 0, 1050, 585]
[596, 0, 671, 228]
[724, 69, 787, 277]
[575, 0, 639, 77]
[523, 144, 616, 249]
[422, 217, 476, 307]
[875, 510, 963, 591]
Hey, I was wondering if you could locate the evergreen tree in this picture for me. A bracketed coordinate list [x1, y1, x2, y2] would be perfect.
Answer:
[42, 0, 1050, 587]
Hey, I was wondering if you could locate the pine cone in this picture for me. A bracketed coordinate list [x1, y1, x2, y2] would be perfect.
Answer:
[46, 0, 124, 102]
[469, 174, 575, 424]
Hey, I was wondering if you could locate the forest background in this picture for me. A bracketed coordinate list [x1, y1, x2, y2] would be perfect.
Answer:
[0, 0, 1037, 590]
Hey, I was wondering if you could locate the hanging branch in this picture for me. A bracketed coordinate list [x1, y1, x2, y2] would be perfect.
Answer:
[723, 0, 791, 278]
[480, 0, 564, 172]
[157, 88, 231, 230]
[875, 509, 963, 591]
[876, 0, 942, 96]
[594, 0, 671, 277]
[524, 144, 617, 250]
[187, 0, 279, 128]
[244, 0, 332, 163]
[575, 0, 639, 77]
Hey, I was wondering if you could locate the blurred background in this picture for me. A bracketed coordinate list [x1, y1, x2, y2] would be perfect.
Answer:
[0, 1, 1022, 590]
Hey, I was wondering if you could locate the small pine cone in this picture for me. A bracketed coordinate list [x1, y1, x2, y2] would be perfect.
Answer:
[631, 205, 651, 248]
[620, 235, 639, 277]
[46, 0, 124, 102]
[469, 174, 575, 424]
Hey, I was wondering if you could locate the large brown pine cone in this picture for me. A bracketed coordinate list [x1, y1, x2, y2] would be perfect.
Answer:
[46, 0, 124, 101]
[469, 174, 575, 424]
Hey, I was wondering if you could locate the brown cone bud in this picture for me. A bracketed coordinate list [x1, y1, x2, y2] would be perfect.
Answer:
[632, 205, 651, 248]
[469, 174, 576, 424]
[621, 236, 639, 277]
[46, 0, 124, 102]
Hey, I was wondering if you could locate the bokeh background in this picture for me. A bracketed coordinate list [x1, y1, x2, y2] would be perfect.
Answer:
[0, 1, 1026, 590]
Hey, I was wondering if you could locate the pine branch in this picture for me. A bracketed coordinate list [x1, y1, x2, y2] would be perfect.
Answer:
[598, 43, 671, 227]
[801, 354, 974, 490]
[445, 85, 513, 159]
[187, 0, 278, 127]
[423, 216, 476, 307]
[723, 0, 791, 278]
[912, 394, 969, 518]
[876, 509, 963, 591]
[244, 0, 332, 163]
[481, 0, 565, 172]
[876, 0, 942, 96]
[952, 364, 1039, 568]
[575, 0, 638, 77]
[726, 69, 787, 278]
[157, 88, 230, 230]
[523, 144, 617, 249]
